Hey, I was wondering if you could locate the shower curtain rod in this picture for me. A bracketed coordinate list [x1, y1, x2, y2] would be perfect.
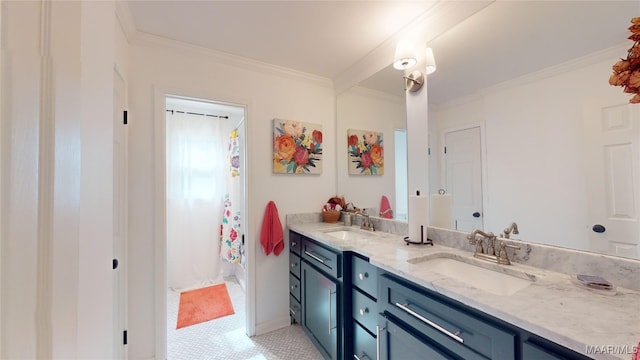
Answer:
[166, 109, 229, 119]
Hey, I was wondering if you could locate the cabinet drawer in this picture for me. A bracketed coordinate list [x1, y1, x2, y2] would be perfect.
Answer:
[353, 322, 376, 360]
[289, 252, 301, 279]
[522, 341, 566, 360]
[289, 294, 301, 324]
[521, 340, 591, 360]
[378, 314, 456, 360]
[289, 272, 301, 301]
[352, 255, 377, 297]
[289, 231, 302, 256]
[302, 238, 341, 279]
[352, 288, 377, 334]
[379, 273, 516, 360]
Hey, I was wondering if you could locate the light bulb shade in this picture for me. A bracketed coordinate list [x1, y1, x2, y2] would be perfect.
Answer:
[425, 47, 436, 74]
[393, 41, 417, 70]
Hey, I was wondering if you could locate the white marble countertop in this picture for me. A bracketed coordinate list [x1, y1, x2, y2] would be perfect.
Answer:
[288, 221, 640, 360]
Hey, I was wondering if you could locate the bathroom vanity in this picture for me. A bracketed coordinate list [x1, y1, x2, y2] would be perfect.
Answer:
[287, 217, 640, 360]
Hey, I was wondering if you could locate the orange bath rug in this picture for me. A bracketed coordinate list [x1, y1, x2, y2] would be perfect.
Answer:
[176, 283, 235, 329]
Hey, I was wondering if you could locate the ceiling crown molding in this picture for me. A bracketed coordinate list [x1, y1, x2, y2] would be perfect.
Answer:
[131, 31, 333, 89]
[115, 0, 137, 42]
[478, 42, 629, 98]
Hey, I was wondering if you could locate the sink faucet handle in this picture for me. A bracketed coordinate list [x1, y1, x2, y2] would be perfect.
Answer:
[502, 242, 520, 250]
[497, 241, 521, 265]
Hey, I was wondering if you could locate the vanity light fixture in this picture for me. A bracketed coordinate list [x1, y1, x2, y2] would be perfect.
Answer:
[425, 47, 437, 75]
[403, 70, 425, 92]
[398, 46, 436, 92]
[393, 41, 417, 70]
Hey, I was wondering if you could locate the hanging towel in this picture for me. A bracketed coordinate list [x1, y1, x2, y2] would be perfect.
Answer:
[379, 195, 393, 219]
[260, 201, 284, 256]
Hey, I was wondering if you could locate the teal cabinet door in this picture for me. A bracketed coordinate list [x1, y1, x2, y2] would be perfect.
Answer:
[378, 314, 459, 360]
[302, 262, 339, 359]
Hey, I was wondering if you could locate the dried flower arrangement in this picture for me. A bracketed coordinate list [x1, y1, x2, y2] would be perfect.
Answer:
[609, 17, 640, 103]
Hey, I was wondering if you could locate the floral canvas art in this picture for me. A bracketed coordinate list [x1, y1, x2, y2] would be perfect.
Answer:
[348, 129, 384, 175]
[273, 119, 323, 174]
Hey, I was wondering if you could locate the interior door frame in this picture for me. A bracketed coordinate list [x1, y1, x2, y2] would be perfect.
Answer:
[113, 65, 128, 360]
[153, 86, 254, 359]
[439, 123, 488, 230]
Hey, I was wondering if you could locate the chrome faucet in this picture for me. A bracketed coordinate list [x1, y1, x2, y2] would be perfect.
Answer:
[468, 228, 521, 265]
[467, 229, 497, 256]
[502, 222, 519, 239]
[358, 209, 374, 231]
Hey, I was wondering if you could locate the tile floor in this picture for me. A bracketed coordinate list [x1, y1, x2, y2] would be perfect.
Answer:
[167, 277, 324, 360]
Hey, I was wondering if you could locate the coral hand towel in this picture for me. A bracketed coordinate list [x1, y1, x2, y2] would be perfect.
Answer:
[260, 201, 284, 256]
[379, 195, 393, 219]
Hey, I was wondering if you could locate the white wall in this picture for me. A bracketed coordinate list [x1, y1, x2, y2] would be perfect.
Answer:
[1, 1, 121, 358]
[127, 35, 336, 359]
[336, 87, 405, 214]
[430, 46, 628, 251]
[1, 3, 40, 357]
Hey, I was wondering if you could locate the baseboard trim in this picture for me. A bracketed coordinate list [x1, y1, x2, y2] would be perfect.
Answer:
[253, 316, 291, 336]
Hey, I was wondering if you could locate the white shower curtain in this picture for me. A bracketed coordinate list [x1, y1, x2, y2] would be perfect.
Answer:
[166, 111, 229, 290]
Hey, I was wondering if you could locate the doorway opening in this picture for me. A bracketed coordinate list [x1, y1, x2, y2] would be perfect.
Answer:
[164, 96, 248, 358]
[442, 126, 483, 231]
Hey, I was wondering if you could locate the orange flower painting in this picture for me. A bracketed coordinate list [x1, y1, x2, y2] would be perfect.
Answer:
[347, 129, 384, 175]
[273, 119, 323, 174]
[610, 17, 640, 103]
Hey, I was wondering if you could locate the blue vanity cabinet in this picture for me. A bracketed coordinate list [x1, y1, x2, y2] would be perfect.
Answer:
[350, 255, 378, 360]
[377, 313, 460, 360]
[302, 261, 340, 359]
[520, 337, 592, 360]
[378, 272, 517, 360]
[289, 231, 302, 324]
[298, 233, 344, 360]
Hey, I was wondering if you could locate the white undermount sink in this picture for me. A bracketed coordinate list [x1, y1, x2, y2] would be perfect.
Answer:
[323, 229, 375, 240]
[407, 256, 533, 296]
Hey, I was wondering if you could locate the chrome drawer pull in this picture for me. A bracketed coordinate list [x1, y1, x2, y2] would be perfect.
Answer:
[395, 302, 464, 343]
[289, 307, 296, 316]
[291, 241, 297, 247]
[353, 354, 369, 360]
[359, 307, 369, 316]
[304, 250, 326, 264]
[328, 289, 336, 334]
[376, 325, 385, 360]
[291, 262, 298, 268]
[358, 272, 368, 280]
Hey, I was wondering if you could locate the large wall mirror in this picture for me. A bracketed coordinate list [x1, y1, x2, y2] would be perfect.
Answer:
[336, 71, 407, 220]
[336, 1, 640, 260]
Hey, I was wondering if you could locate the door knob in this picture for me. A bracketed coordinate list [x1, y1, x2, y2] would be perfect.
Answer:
[592, 224, 606, 233]
[472, 212, 481, 218]
[112, 258, 119, 270]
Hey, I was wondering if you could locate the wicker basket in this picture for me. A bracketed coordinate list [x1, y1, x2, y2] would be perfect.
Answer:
[322, 210, 341, 223]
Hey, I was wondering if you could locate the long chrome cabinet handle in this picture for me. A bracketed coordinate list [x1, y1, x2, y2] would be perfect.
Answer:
[328, 289, 336, 334]
[376, 325, 385, 360]
[395, 302, 464, 343]
[304, 250, 326, 264]
[353, 354, 369, 360]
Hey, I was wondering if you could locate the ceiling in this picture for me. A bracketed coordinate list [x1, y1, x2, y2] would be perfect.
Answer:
[126, 1, 639, 104]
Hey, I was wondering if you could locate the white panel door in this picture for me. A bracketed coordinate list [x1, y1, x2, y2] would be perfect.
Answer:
[584, 94, 640, 259]
[444, 127, 483, 231]
[112, 69, 128, 358]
